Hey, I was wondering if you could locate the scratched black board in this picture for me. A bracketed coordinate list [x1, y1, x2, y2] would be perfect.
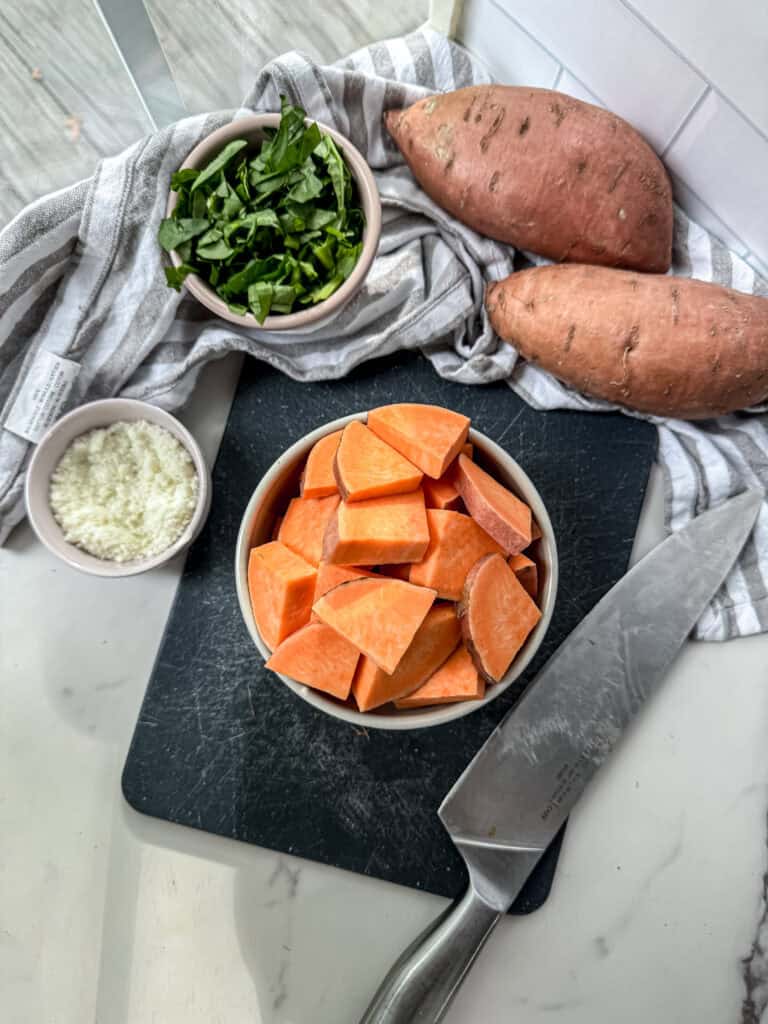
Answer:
[123, 350, 655, 913]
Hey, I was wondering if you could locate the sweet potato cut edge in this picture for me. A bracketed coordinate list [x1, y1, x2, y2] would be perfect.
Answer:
[353, 604, 460, 711]
[313, 576, 436, 675]
[323, 489, 429, 565]
[266, 621, 360, 700]
[422, 475, 462, 511]
[248, 541, 317, 650]
[459, 553, 541, 682]
[334, 420, 422, 502]
[278, 493, 340, 567]
[301, 430, 342, 499]
[508, 553, 538, 600]
[311, 562, 377, 621]
[410, 509, 503, 600]
[395, 645, 484, 708]
[455, 455, 531, 555]
[367, 403, 470, 479]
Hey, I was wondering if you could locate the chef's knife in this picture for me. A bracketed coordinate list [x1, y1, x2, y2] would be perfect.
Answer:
[360, 488, 762, 1024]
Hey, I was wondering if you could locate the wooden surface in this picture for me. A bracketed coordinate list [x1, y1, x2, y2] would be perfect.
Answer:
[0, 0, 427, 226]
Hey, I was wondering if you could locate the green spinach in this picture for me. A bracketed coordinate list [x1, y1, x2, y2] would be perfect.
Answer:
[158, 98, 365, 323]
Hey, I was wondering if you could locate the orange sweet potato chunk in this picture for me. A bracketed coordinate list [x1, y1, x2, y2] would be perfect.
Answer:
[248, 541, 317, 650]
[454, 455, 532, 555]
[422, 474, 462, 511]
[459, 553, 541, 682]
[367, 404, 470, 479]
[353, 604, 460, 711]
[395, 645, 484, 708]
[508, 553, 538, 600]
[376, 563, 412, 581]
[313, 576, 436, 675]
[300, 430, 342, 499]
[461, 442, 474, 459]
[278, 494, 340, 567]
[334, 420, 422, 501]
[409, 509, 503, 600]
[313, 562, 377, 603]
[266, 621, 359, 700]
[323, 489, 429, 565]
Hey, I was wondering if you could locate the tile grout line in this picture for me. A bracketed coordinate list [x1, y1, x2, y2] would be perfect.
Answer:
[551, 64, 564, 90]
[661, 83, 711, 158]
[618, 0, 768, 147]
[489, 0, 571, 72]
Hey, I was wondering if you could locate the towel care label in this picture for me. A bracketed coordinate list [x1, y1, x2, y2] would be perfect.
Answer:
[4, 350, 80, 443]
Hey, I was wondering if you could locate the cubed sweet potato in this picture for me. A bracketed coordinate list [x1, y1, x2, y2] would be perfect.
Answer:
[301, 430, 342, 499]
[508, 553, 538, 600]
[353, 604, 460, 711]
[459, 553, 541, 682]
[422, 475, 462, 511]
[454, 455, 531, 555]
[394, 645, 484, 708]
[311, 562, 377, 620]
[409, 509, 503, 600]
[313, 576, 436, 675]
[278, 494, 340, 567]
[323, 489, 429, 565]
[248, 541, 316, 650]
[266, 621, 360, 700]
[367, 403, 470, 479]
[334, 420, 422, 502]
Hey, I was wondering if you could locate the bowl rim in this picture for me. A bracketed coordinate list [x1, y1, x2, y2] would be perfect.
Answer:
[166, 113, 382, 332]
[234, 412, 559, 731]
[25, 397, 211, 578]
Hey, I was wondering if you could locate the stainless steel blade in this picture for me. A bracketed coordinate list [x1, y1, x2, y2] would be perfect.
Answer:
[93, 0, 187, 129]
[439, 488, 763, 910]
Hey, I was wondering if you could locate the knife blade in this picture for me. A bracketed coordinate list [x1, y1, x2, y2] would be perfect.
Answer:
[360, 488, 762, 1024]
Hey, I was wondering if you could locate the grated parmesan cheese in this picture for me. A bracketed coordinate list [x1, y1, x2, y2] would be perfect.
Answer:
[50, 420, 199, 562]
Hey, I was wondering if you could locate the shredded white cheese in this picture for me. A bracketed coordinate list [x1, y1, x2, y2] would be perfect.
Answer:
[50, 420, 199, 562]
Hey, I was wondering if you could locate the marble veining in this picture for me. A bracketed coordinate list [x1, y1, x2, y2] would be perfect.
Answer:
[741, 816, 768, 1023]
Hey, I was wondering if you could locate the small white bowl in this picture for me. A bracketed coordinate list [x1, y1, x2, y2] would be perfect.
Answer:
[25, 398, 211, 577]
[167, 114, 382, 332]
[235, 412, 559, 730]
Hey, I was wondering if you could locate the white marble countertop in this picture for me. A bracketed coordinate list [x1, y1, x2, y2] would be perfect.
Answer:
[3, 352, 768, 1024]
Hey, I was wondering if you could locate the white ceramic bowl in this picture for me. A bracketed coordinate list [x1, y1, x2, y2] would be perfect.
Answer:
[167, 114, 382, 331]
[25, 398, 211, 577]
[235, 412, 559, 730]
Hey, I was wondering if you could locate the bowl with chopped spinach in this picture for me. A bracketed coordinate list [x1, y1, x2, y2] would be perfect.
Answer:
[159, 99, 381, 329]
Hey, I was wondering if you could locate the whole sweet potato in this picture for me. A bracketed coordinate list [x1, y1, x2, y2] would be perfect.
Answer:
[385, 85, 673, 273]
[486, 264, 768, 419]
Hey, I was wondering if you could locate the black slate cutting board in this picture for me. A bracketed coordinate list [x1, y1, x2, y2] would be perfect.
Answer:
[123, 351, 655, 913]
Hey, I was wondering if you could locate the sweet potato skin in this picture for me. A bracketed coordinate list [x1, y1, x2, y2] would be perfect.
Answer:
[487, 264, 768, 419]
[458, 553, 541, 683]
[386, 85, 673, 273]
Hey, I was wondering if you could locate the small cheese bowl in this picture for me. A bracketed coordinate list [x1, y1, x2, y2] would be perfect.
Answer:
[25, 398, 211, 577]
[234, 413, 559, 731]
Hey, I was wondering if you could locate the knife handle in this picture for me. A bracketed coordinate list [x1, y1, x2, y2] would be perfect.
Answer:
[358, 886, 502, 1024]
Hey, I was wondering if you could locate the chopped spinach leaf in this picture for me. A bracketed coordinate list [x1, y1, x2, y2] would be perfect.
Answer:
[158, 98, 366, 322]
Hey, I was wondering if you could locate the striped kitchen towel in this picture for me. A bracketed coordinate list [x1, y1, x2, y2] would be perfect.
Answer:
[0, 27, 766, 640]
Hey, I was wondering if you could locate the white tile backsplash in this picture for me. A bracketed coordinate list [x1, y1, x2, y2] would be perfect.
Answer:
[494, 0, 706, 152]
[450, 0, 768, 273]
[554, 70, 602, 108]
[457, 0, 558, 88]
[625, 0, 768, 139]
[665, 90, 768, 267]
[669, 175, 749, 258]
